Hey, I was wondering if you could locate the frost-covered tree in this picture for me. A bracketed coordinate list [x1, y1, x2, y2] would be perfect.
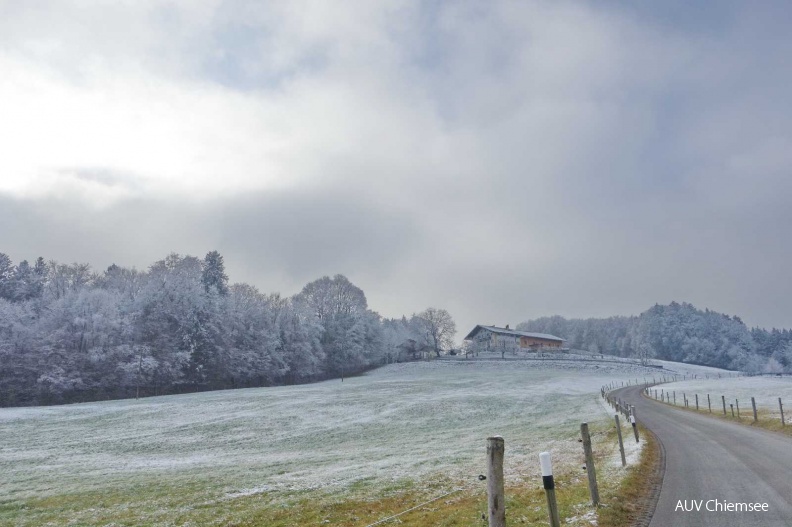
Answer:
[468, 330, 490, 357]
[518, 302, 782, 371]
[33, 257, 47, 290]
[99, 264, 144, 302]
[295, 274, 376, 374]
[0, 251, 498, 405]
[141, 254, 223, 388]
[0, 253, 14, 301]
[769, 342, 792, 371]
[297, 274, 367, 321]
[221, 283, 286, 387]
[381, 319, 408, 363]
[201, 250, 229, 296]
[45, 261, 94, 300]
[381, 316, 427, 362]
[11, 260, 32, 301]
[0, 298, 38, 404]
[277, 299, 324, 383]
[413, 307, 456, 357]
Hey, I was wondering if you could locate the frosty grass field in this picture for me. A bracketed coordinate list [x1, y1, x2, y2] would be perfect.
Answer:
[659, 374, 792, 420]
[0, 357, 725, 526]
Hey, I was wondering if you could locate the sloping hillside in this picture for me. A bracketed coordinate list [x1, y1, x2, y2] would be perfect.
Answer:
[0, 358, 725, 526]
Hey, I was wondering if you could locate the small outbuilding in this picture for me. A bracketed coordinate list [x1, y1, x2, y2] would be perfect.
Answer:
[397, 338, 433, 361]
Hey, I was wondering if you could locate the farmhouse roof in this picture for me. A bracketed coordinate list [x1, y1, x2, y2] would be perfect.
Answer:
[463, 325, 565, 342]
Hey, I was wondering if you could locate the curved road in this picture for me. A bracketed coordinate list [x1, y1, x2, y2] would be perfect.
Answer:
[615, 385, 792, 527]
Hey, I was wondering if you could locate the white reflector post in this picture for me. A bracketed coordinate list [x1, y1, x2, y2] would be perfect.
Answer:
[539, 451, 560, 527]
[630, 415, 636, 424]
[539, 451, 553, 476]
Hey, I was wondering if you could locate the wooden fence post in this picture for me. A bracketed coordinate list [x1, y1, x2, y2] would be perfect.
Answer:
[540, 452, 561, 527]
[708, 394, 711, 413]
[673, 391, 676, 405]
[722, 395, 727, 416]
[615, 415, 626, 467]
[736, 400, 740, 419]
[730, 404, 734, 417]
[486, 436, 506, 527]
[752, 397, 758, 422]
[580, 423, 599, 506]
[695, 394, 699, 411]
[780, 398, 785, 426]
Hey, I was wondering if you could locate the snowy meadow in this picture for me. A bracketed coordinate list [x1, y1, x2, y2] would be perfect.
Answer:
[0, 359, 710, 526]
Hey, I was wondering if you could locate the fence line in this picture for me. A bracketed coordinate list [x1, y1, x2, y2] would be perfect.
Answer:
[362, 378, 677, 527]
[363, 384, 639, 527]
[634, 378, 788, 429]
[363, 488, 464, 527]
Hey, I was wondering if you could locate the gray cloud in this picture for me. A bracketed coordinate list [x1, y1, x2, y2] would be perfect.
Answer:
[2, 1, 792, 337]
[0, 188, 423, 301]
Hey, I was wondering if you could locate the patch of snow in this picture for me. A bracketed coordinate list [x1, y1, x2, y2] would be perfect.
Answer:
[225, 485, 272, 499]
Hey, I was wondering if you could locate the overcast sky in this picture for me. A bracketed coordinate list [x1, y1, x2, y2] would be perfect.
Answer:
[2, 0, 791, 337]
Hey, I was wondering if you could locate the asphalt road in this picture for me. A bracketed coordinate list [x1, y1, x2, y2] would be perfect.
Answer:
[615, 385, 792, 527]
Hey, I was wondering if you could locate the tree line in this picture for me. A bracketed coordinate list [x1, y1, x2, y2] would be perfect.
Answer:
[0, 251, 455, 407]
[518, 301, 792, 372]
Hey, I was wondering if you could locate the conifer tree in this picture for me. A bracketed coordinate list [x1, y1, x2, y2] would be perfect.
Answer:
[201, 250, 229, 296]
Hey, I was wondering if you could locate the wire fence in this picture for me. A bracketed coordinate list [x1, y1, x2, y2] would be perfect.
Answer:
[643, 381, 789, 426]
[363, 487, 467, 527]
[360, 386, 635, 527]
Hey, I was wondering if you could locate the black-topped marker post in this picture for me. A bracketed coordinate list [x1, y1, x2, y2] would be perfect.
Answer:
[540, 452, 561, 527]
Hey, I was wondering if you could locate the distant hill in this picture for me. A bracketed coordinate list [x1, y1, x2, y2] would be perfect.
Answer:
[517, 302, 792, 373]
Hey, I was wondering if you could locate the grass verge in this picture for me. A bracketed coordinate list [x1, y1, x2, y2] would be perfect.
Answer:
[597, 424, 660, 527]
[644, 390, 792, 438]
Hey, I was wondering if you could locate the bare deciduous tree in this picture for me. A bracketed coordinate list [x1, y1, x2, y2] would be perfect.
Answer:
[414, 307, 456, 357]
